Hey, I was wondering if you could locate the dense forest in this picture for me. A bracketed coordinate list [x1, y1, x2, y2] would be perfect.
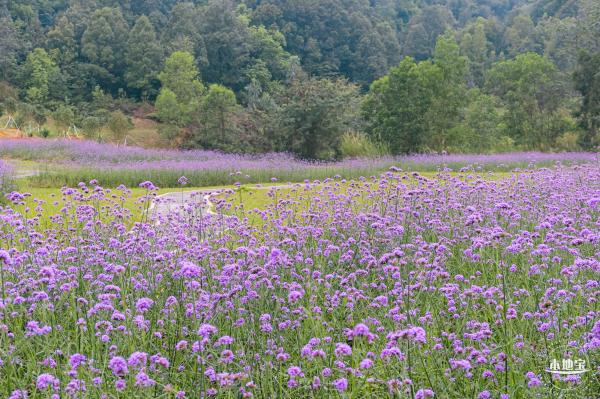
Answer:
[1, 0, 599, 159]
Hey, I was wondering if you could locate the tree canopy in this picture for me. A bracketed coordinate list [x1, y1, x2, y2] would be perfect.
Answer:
[1, 0, 599, 157]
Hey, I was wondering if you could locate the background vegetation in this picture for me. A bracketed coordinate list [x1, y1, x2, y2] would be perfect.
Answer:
[1, 0, 600, 159]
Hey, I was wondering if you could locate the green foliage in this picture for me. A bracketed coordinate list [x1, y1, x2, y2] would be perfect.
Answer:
[107, 111, 133, 143]
[91, 86, 113, 110]
[575, 0, 600, 54]
[52, 105, 75, 135]
[195, 0, 252, 88]
[454, 90, 506, 153]
[573, 51, 600, 149]
[555, 131, 582, 151]
[45, 16, 77, 67]
[155, 51, 205, 126]
[15, 103, 37, 129]
[155, 88, 181, 125]
[158, 124, 181, 144]
[160, 2, 203, 56]
[158, 51, 204, 103]
[271, 75, 362, 160]
[490, 135, 517, 153]
[339, 131, 389, 158]
[21, 48, 60, 105]
[403, 5, 455, 61]
[2, 0, 596, 156]
[426, 32, 469, 151]
[32, 106, 46, 126]
[459, 18, 495, 87]
[536, 16, 579, 71]
[81, 115, 105, 141]
[192, 84, 243, 151]
[363, 57, 442, 154]
[487, 52, 563, 150]
[245, 25, 293, 86]
[0, 17, 26, 82]
[504, 14, 540, 57]
[2, 97, 18, 117]
[81, 8, 129, 85]
[250, 0, 403, 85]
[125, 16, 163, 96]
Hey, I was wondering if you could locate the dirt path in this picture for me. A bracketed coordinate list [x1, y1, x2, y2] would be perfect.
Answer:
[150, 189, 223, 217]
[13, 169, 39, 178]
[150, 183, 299, 218]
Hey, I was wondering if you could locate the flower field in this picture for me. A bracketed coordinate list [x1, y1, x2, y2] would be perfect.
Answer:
[0, 162, 599, 398]
[1, 138, 598, 187]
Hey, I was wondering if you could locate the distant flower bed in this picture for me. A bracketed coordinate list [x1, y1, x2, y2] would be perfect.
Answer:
[1, 138, 597, 187]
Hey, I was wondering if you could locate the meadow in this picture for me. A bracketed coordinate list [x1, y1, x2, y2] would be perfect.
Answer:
[0, 146, 599, 398]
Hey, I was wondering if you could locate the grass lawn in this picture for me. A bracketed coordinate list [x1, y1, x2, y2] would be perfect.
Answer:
[212, 171, 517, 223]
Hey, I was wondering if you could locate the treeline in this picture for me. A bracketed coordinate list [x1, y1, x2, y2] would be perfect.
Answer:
[1, 0, 599, 159]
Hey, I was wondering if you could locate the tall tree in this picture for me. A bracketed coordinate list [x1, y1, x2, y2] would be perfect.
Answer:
[486, 52, 562, 149]
[193, 84, 243, 151]
[45, 15, 77, 67]
[272, 75, 362, 160]
[21, 48, 60, 105]
[81, 7, 129, 86]
[52, 104, 75, 136]
[573, 51, 600, 149]
[537, 16, 579, 72]
[245, 25, 294, 88]
[125, 15, 163, 97]
[504, 14, 541, 57]
[426, 32, 469, 151]
[0, 17, 28, 81]
[577, 0, 600, 54]
[250, 0, 403, 85]
[363, 57, 442, 154]
[196, 0, 252, 90]
[160, 2, 204, 57]
[455, 89, 505, 153]
[403, 5, 455, 60]
[81, 115, 106, 142]
[459, 17, 495, 87]
[155, 51, 204, 125]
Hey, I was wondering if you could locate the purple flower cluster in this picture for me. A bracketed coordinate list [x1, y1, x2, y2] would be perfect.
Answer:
[0, 163, 598, 397]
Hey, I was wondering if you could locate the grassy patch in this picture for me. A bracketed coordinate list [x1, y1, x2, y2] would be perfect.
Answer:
[8, 185, 218, 226]
[214, 171, 517, 224]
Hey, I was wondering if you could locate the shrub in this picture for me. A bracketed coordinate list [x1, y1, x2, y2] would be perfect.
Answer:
[555, 131, 581, 152]
[108, 111, 134, 144]
[490, 135, 516, 153]
[340, 131, 388, 158]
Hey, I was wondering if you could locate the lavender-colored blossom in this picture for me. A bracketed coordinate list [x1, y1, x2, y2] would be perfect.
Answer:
[108, 357, 128, 377]
[36, 374, 59, 391]
[135, 298, 154, 313]
[415, 389, 435, 399]
[332, 378, 348, 392]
